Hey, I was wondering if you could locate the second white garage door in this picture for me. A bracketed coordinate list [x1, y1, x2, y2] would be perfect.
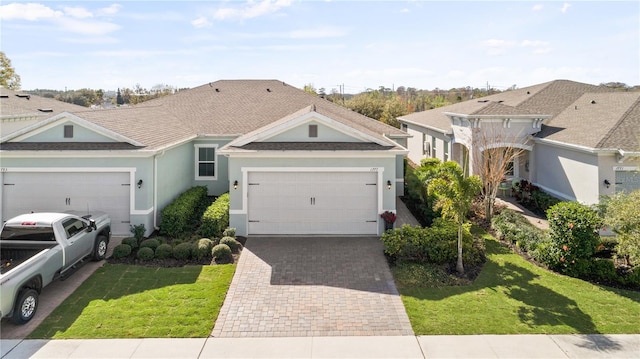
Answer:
[247, 171, 379, 235]
[2, 172, 131, 235]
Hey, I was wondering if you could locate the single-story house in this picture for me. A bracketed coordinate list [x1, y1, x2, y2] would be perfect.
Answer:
[1, 80, 409, 236]
[398, 80, 640, 205]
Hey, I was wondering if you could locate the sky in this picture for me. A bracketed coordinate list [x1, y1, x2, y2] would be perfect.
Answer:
[1, 0, 638, 93]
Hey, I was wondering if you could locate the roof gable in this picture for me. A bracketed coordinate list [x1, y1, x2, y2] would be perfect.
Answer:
[222, 106, 398, 152]
[2, 112, 144, 147]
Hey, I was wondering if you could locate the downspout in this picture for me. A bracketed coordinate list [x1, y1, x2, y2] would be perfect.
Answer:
[153, 150, 166, 231]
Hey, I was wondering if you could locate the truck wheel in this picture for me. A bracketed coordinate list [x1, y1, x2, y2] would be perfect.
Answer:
[11, 289, 38, 324]
[93, 235, 108, 261]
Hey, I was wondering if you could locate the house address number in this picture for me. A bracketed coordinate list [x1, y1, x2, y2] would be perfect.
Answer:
[614, 166, 639, 171]
[0, 168, 7, 172]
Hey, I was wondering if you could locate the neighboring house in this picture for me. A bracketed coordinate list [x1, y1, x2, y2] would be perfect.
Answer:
[398, 80, 640, 205]
[1, 80, 409, 236]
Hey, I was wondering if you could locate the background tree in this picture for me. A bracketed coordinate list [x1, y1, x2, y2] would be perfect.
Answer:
[428, 161, 482, 275]
[602, 190, 640, 265]
[0, 51, 21, 90]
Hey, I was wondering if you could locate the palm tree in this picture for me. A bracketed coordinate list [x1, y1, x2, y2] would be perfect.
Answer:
[428, 161, 482, 275]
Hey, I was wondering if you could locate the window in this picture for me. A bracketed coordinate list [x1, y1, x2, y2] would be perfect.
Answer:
[309, 124, 318, 138]
[443, 141, 449, 161]
[64, 125, 73, 138]
[195, 144, 217, 180]
[432, 136, 437, 159]
[62, 218, 86, 239]
[505, 160, 515, 177]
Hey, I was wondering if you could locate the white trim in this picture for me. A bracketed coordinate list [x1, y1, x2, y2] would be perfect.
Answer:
[534, 137, 605, 154]
[237, 167, 385, 229]
[220, 150, 407, 158]
[194, 144, 219, 181]
[0, 150, 156, 158]
[479, 142, 533, 151]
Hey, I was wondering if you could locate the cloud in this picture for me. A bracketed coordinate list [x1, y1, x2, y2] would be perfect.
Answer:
[561, 3, 571, 13]
[63, 6, 93, 19]
[213, 0, 292, 21]
[98, 4, 122, 16]
[532, 4, 543, 11]
[191, 16, 212, 28]
[0, 3, 63, 21]
[521, 40, 549, 47]
[56, 17, 121, 35]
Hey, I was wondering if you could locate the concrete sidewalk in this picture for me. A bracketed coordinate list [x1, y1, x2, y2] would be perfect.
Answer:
[2, 334, 639, 358]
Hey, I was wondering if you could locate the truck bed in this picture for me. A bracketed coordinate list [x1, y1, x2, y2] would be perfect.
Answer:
[1, 243, 57, 275]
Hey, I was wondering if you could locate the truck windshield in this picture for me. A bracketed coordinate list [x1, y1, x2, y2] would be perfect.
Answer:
[1, 227, 56, 241]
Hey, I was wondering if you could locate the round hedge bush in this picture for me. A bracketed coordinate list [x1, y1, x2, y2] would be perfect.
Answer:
[121, 237, 139, 250]
[137, 247, 155, 261]
[212, 243, 232, 262]
[222, 227, 236, 238]
[112, 244, 132, 259]
[173, 242, 194, 260]
[140, 238, 160, 251]
[196, 238, 214, 259]
[155, 243, 173, 259]
[220, 236, 240, 252]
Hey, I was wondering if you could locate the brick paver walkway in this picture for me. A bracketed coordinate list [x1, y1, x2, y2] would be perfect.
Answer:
[211, 237, 414, 337]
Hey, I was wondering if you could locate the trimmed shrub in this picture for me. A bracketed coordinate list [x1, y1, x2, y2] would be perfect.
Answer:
[200, 193, 230, 238]
[530, 190, 563, 215]
[160, 186, 209, 238]
[222, 227, 236, 238]
[112, 244, 132, 259]
[173, 242, 194, 260]
[491, 209, 548, 254]
[220, 236, 240, 252]
[196, 238, 214, 259]
[121, 237, 139, 250]
[212, 243, 232, 262]
[155, 244, 173, 259]
[139, 238, 160, 251]
[129, 223, 146, 241]
[546, 202, 602, 277]
[590, 259, 618, 283]
[380, 219, 480, 267]
[137, 247, 155, 261]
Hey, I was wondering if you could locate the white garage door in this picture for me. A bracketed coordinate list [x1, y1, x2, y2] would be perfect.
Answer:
[2, 172, 131, 235]
[247, 171, 378, 235]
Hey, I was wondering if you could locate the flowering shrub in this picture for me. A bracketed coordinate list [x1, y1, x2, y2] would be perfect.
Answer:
[546, 202, 602, 277]
[381, 211, 397, 223]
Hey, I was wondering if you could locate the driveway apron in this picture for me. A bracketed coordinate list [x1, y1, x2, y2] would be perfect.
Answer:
[211, 237, 413, 337]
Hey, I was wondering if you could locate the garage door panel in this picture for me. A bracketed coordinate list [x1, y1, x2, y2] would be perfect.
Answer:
[3, 172, 131, 235]
[248, 171, 378, 235]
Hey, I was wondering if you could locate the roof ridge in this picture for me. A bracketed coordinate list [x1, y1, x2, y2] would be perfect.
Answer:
[596, 94, 640, 148]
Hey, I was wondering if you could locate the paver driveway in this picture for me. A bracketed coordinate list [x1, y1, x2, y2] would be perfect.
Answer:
[211, 237, 413, 337]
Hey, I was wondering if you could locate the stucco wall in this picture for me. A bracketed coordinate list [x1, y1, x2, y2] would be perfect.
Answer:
[404, 123, 450, 165]
[534, 142, 599, 203]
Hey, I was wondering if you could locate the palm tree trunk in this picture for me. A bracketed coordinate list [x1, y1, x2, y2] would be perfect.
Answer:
[456, 224, 465, 275]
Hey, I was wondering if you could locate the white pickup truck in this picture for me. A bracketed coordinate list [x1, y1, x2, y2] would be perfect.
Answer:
[0, 212, 111, 324]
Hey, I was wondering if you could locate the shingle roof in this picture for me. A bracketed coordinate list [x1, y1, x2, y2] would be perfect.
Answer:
[1, 88, 87, 119]
[399, 80, 639, 151]
[71, 80, 405, 151]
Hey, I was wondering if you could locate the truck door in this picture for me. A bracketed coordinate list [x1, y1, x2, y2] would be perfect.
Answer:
[61, 218, 94, 265]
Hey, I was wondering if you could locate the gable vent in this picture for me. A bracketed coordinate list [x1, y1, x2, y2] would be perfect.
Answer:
[38, 108, 53, 113]
[309, 124, 318, 138]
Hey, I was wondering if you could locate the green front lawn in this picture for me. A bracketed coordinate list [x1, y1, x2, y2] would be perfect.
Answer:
[394, 231, 640, 335]
[29, 264, 235, 339]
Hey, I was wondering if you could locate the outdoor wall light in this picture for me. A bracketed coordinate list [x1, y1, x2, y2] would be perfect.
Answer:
[387, 180, 392, 190]
[137, 179, 143, 189]
[233, 180, 238, 190]
[604, 179, 611, 188]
